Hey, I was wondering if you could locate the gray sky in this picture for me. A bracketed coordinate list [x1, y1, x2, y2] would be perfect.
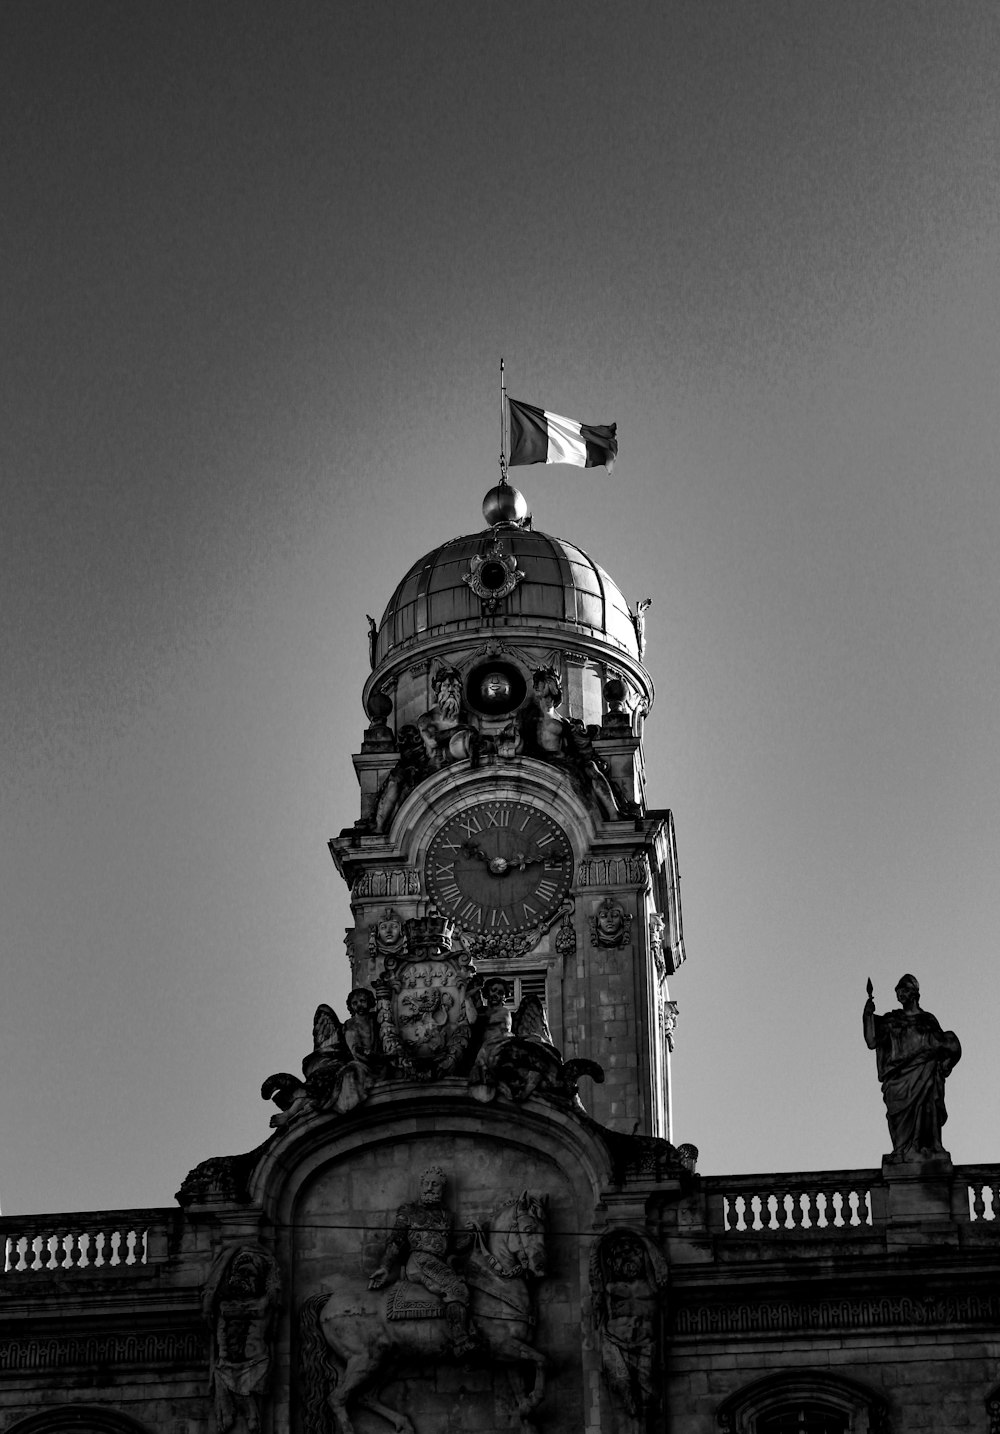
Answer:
[3, 1, 999, 1215]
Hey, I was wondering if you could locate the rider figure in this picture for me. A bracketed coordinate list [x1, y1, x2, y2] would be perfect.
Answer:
[368, 1166, 480, 1357]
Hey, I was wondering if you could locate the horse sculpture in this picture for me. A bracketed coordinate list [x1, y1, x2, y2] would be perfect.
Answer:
[299, 1191, 549, 1434]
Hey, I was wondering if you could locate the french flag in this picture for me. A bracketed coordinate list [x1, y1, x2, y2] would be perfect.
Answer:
[507, 398, 617, 475]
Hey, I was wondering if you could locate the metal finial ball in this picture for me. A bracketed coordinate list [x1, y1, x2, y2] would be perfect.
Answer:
[483, 484, 528, 526]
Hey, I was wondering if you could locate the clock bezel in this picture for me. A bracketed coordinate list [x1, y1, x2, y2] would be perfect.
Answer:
[424, 797, 574, 936]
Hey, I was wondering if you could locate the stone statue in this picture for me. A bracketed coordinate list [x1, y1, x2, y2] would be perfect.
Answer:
[590, 1229, 668, 1430]
[863, 974, 962, 1163]
[465, 976, 516, 1101]
[202, 1245, 281, 1434]
[417, 666, 481, 771]
[261, 990, 382, 1128]
[299, 1183, 549, 1434]
[365, 614, 378, 669]
[631, 598, 651, 661]
[367, 1166, 480, 1357]
[374, 724, 429, 833]
[522, 665, 628, 819]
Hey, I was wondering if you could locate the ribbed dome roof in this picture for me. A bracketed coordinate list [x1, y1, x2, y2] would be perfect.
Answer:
[373, 527, 638, 668]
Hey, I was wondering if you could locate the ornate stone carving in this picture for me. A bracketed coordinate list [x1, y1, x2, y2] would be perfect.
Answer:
[417, 666, 482, 770]
[677, 1290, 1000, 1338]
[298, 1173, 550, 1434]
[367, 906, 406, 968]
[202, 1245, 281, 1434]
[176, 1146, 267, 1207]
[350, 868, 421, 900]
[375, 916, 475, 1079]
[578, 855, 650, 888]
[863, 974, 962, 1163]
[459, 921, 547, 963]
[590, 1228, 669, 1429]
[599, 1131, 698, 1185]
[262, 990, 383, 1128]
[661, 998, 679, 1053]
[649, 912, 666, 980]
[0, 1330, 204, 1372]
[464, 979, 566, 1104]
[555, 908, 577, 959]
[373, 725, 432, 833]
[367, 1166, 480, 1356]
[590, 897, 632, 949]
[518, 665, 636, 819]
[462, 537, 525, 611]
[374, 668, 485, 831]
[469, 991, 603, 1111]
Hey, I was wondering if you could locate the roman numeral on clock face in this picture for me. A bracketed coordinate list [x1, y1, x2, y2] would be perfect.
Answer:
[535, 878, 559, 902]
[457, 813, 482, 837]
[484, 804, 510, 826]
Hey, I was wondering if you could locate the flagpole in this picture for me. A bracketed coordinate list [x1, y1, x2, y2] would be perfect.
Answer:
[499, 356, 508, 485]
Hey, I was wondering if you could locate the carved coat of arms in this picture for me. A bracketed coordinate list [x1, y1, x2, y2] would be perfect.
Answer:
[375, 918, 475, 1078]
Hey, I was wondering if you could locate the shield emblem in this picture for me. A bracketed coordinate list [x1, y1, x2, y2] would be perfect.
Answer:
[389, 957, 472, 1068]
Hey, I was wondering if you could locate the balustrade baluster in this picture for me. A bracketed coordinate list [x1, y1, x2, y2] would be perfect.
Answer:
[779, 1192, 793, 1229]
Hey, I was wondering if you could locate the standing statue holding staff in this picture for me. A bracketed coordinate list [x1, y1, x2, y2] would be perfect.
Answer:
[863, 974, 962, 1163]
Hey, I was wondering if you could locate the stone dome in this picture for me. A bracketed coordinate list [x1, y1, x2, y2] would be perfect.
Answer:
[372, 526, 639, 669]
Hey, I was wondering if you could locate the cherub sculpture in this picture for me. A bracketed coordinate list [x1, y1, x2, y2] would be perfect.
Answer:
[261, 990, 382, 1128]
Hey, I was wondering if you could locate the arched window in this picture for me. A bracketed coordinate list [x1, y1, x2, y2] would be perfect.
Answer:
[717, 1371, 887, 1434]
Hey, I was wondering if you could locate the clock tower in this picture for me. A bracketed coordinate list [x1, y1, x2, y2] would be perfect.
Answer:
[329, 479, 686, 1139]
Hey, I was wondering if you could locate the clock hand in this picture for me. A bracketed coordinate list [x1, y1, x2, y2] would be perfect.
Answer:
[461, 837, 519, 871]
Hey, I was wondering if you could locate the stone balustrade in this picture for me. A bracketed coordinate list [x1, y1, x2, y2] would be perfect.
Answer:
[959, 1168, 1000, 1223]
[705, 1166, 1000, 1242]
[706, 1170, 885, 1237]
[1, 1210, 174, 1276]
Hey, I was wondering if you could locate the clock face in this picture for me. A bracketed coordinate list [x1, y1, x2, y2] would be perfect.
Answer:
[425, 800, 573, 934]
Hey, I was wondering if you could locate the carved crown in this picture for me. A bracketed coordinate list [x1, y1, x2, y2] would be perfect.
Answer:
[405, 915, 455, 955]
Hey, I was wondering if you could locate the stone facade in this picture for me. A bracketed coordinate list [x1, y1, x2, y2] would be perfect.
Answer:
[3, 482, 999, 1434]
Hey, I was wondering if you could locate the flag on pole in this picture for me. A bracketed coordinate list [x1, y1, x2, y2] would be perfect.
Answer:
[507, 398, 617, 474]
